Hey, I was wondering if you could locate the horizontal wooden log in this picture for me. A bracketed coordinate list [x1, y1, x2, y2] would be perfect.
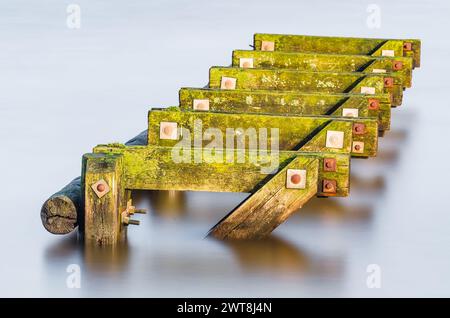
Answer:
[179, 88, 391, 131]
[147, 108, 379, 157]
[92, 145, 351, 197]
[40, 130, 148, 235]
[209, 67, 404, 106]
[232, 50, 413, 88]
[254, 33, 421, 68]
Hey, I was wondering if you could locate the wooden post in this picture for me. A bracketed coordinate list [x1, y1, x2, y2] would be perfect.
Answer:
[82, 153, 129, 245]
[208, 156, 319, 239]
[41, 130, 147, 235]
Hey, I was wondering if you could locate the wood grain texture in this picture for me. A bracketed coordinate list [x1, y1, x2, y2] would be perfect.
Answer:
[93, 145, 350, 197]
[82, 153, 128, 245]
[147, 108, 378, 157]
[179, 88, 391, 131]
[232, 50, 413, 88]
[40, 130, 148, 234]
[209, 67, 403, 106]
[253, 33, 421, 68]
[208, 156, 319, 239]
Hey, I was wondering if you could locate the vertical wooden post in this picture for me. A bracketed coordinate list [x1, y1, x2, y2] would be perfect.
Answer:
[81, 153, 128, 245]
[208, 156, 319, 240]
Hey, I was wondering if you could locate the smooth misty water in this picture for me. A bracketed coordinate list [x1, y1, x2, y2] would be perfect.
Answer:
[1, 0, 450, 297]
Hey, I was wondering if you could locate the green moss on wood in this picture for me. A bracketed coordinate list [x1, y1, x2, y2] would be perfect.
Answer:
[253, 33, 421, 68]
[179, 88, 391, 131]
[232, 50, 413, 88]
[209, 67, 403, 106]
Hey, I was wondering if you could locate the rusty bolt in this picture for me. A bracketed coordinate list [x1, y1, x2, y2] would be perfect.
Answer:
[393, 60, 403, 70]
[384, 77, 394, 88]
[323, 179, 337, 193]
[403, 42, 412, 51]
[368, 98, 380, 110]
[353, 123, 366, 135]
[290, 174, 302, 185]
[96, 183, 106, 192]
[354, 144, 361, 151]
[163, 125, 173, 136]
[323, 158, 336, 172]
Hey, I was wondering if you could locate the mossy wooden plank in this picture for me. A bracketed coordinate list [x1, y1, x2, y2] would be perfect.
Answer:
[254, 33, 421, 68]
[147, 108, 378, 157]
[232, 50, 413, 88]
[92, 145, 350, 197]
[208, 156, 319, 240]
[209, 67, 403, 106]
[81, 153, 128, 245]
[179, 88, 391, 131]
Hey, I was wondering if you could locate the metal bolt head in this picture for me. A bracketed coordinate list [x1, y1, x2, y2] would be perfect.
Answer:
[323, 158, 336, 172]
[393, 60, 403, 70]
[91, 179, 110, 199]
[384, 77, 394, 88]
[323, 179, 337, 194]
[403, 42, 412, 51]
[286, 169, 307, 189]
[261, 40, 275, 51]
[220, 77, 237, 90]
[193, 99, 210, 111]
[368, 98, 380, 110]
[239, 58, 254, 68]
[352, 141, 365, 153]
[353, 123, 366, 135]
[159, 122, 178, 140]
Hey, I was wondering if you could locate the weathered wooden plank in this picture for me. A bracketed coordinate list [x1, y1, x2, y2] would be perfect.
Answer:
[179, 88, 391, 131]
[81, 153, 129, 245]
[254, 33, 421, 68]
[209, 67, 403, 106]
[40, 130, 148, 235]
[232, 50, 413, 88]
[147, 108, 379, 158]
[208, 156, 319, 240]
[92, 145, 351, 197]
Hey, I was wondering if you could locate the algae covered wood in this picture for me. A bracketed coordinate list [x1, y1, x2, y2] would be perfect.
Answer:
[179, 88, 391, 131]
[209, 67, 403, 106]
[147, 108, 379, 157]
[40, 130, 148, 235]
[208, 156, 319, 240]
[82, 153, 129, 245]
[254, 33, 421, 68]
[232, 50, 413, 88]
[93, 145, 350, 197]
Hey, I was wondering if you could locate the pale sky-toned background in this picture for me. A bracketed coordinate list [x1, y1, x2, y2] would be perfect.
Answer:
[0, 0, 449, 297]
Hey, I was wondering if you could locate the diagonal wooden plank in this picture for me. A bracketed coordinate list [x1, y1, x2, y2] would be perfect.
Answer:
[208, 156, 319, 240]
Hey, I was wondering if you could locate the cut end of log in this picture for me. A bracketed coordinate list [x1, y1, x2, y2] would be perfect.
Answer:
[41, 195, 78, 235]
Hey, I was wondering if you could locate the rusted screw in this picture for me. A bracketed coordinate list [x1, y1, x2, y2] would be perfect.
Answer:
[325, 161, 332, 168]
[368, 99, 379, 110]
[354, 144, 361, 151]
[384, 77, 393, 87]
[393, 61, 403, 70]
[96, 184, 106, 192]
[403, 42, 412, 51]
[290, 174, 301, 185]
[325, 182, 333, 190]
